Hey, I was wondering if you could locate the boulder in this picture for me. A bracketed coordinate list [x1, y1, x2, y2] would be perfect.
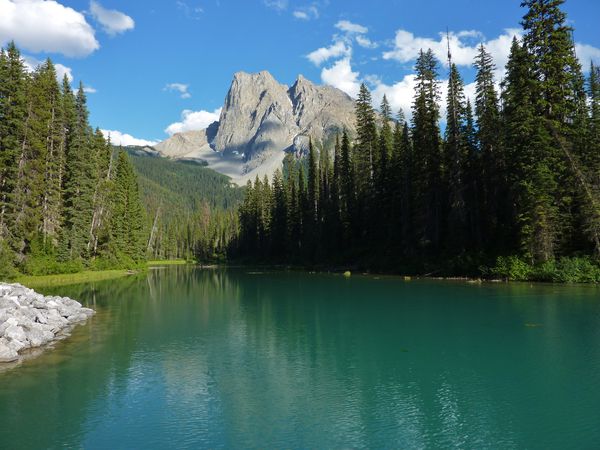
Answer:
[0, 283, 95, 363]
[0, 339, 18, 363]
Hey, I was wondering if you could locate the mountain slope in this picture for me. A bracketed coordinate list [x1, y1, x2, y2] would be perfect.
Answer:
[154, 71, 356, 185]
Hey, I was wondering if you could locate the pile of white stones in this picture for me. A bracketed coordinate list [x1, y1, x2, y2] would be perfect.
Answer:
[0, 283, 95, 363]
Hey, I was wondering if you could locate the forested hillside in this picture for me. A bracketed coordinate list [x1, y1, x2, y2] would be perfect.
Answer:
[127, 152, 243, 261]
[236, 0, 600, 282]
[0, 43, 244, 278]
[0, 43, 146, 277]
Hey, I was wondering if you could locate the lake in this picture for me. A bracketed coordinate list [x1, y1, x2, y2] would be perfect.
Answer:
[1, 267, 599, 448]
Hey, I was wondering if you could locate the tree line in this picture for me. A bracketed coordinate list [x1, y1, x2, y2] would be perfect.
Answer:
[130, 153, 242, 262]
[235, 0, 600, 281]
[0, 43, 146, 277]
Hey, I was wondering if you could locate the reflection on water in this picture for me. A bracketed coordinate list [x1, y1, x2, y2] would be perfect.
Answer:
[1, 267, 600, 448]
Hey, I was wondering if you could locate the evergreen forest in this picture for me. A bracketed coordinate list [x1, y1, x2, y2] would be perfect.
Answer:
[0, 43, 243, 278]
[236, 0, 600, 282]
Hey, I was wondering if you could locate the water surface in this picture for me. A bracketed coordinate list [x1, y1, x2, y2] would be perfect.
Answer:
[1, 267, 599, 448]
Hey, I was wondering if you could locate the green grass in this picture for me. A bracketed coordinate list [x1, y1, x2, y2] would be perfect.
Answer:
[147, 259, 191, 266]
[15, 269, 141, 288]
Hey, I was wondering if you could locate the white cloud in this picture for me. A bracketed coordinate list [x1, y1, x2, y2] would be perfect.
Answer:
[335, 20, 367, 34]
[383, 28, 523, 71]
[0, 0, 99, 57]
[89, 1, 134, 36]
[576, 43, 600, 67]
[307, 40, 351, 66]
[83, 86, 97, 94]
[101, 129, 158, 147]
[484, 28, 523, 78]
[165, 83, 191, 99]
[293, 5, 318, 20]
[293, 10, 309, 20]
[321, 57, 360, 98]
[356, 35, 378, 49]
[371, 74, 417, 119]
[23, 55, 73, 82]
[165, 108, 222, 135]
[263, 0, 287, 11]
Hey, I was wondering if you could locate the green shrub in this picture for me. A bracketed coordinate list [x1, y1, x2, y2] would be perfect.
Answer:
[0, 240, 17, 280]
[543, 257, 600, 283]
[21, 255, 83, 276]
[488, 256, 533, 281]
[487, 255, 600, 283]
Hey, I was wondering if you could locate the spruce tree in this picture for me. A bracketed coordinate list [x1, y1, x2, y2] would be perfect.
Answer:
[412, 49, 442, 251]
[444, 63, 468, 251]
[0, 42, 27, 248]
[473, 44, 504, 245]
[61, 83, 96, 260]
[110, 151, 146, 264]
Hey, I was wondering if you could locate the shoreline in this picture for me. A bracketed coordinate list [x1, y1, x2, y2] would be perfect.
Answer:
[14, 268, 144, 289]
[0, 284, 95, 364]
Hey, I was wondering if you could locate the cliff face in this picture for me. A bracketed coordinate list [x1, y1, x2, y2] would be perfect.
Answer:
[155, 71, 356, 185]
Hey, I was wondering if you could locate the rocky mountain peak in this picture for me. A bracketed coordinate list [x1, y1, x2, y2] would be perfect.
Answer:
[155, 70, 356, 185]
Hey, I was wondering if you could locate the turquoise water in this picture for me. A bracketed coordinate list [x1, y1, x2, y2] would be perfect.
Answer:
[1, 267, 600, 448]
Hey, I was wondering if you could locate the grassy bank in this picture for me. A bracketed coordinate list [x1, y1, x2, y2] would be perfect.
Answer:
[14, 269, 143, 288]
[147, 259, 191, 266]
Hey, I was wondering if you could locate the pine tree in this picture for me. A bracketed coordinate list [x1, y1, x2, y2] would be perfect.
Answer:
[305, 139, 319, 259]
[354, 84, 378, 244]
[502, 37, 556, 262]
[473, 44, 504, 245]
[0, 42, 28, 248]
[587, 63, 600, 173]
[38, 60, 65, 247]
[463, 100, 482, 248]
[339, 129, 354, 247]
[412, 49, 442, 251]
[110, 151, 146, 264]
[270, 168, 286, 260]
[354, 83, 378, 189]
[444, 63, 468, 251]
[518, 0, 588, 260]
[61, 83, 96, 260]
[377, 95, 393, 249]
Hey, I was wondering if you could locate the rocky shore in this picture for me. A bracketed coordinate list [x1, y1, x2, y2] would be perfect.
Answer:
[0, 283, 95, 363]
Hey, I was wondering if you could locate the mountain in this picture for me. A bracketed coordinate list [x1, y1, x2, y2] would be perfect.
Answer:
[153, 71, 356, 185]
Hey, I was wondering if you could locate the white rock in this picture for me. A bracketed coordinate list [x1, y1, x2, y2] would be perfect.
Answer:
[0, 339, 18, 363]
[0, 283, 95, 362]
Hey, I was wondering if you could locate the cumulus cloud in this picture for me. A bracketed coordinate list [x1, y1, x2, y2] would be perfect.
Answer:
[356, 35, 378, 49]
[83, 86, 97, 94]
[0, 0, 99, 57]
[321, 57, 360, 98]
[370, 75, 478, 122]
[335, 20, 367, 34]
[165, 83, 191, 99]
[22, 55, 73, 82]
[370, 74, 417, 118]
[101, 129, 158, 147]
[576, 43, 600, 67]
[382, 28, 525, 73]
[89, 1, 134, 36]
[165, 108, 222, 135]
[307, 40, 351, 66]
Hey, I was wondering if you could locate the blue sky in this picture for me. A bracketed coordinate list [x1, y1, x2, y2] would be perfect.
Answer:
[1, 0, 600, 145]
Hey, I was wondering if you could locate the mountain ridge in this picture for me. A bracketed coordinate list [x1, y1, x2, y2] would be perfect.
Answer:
[154, 71, 356, 185]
